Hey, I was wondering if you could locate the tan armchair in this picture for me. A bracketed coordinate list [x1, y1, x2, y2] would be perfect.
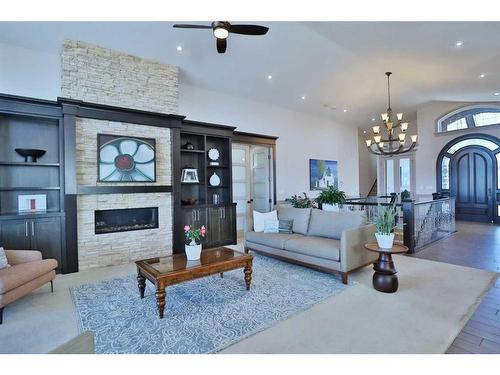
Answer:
[0, 250, 57, 324]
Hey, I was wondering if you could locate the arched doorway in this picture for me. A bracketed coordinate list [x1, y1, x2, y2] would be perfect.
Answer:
[437, 134, 500, 223]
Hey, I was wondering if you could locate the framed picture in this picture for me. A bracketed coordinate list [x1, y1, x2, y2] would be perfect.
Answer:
[309, 159, 338, 190]
[181, 168, 200, 183]
[18, 194, 47, 212]
[98, 134, 156, 182]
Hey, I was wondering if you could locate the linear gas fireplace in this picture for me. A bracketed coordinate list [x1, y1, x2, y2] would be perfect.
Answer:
[95, 207, 159, 234]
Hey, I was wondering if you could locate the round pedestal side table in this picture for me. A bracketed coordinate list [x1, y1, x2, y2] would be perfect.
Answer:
[364, 242, 409, 293]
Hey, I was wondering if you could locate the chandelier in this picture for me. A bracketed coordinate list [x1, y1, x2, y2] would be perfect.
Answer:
[366, 72, 418, 155]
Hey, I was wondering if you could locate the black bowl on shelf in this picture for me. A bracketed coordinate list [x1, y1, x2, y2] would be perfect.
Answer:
[15, 148, 47, 163]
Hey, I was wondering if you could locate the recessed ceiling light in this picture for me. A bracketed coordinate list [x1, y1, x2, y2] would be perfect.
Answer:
[301, 95, 306, 100]
[267, 75, 272, 80]
[494, 92, 500, 96]
[479, 73, 486, 78]
[455, 40, 463, 48]
[176, 45, 183, 52]
[343, 109, 348, 113]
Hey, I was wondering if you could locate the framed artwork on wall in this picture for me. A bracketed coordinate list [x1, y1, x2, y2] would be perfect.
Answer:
[309, 159, 338, 191]
[97, 134, 156, 182]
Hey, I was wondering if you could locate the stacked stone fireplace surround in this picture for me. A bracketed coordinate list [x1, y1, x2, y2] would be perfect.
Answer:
[62, 39, 179, 270]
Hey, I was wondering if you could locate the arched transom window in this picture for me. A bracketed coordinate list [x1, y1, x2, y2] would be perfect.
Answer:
[437, 105, 500, 133]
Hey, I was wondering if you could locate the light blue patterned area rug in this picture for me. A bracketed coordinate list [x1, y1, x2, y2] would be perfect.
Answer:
[70, 254, 349, 354]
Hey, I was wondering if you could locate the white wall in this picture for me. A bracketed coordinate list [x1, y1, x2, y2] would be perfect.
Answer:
[416, 100, 500, 195]
[179, 83, 360, 200]
[0, 41, 361, 199]
[0, 42, 60, 100]
[357, 129, 377, 196]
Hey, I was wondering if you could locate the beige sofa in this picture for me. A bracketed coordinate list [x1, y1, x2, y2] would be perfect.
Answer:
[244, 206, 377, 284]
[0, 250, 58, 324]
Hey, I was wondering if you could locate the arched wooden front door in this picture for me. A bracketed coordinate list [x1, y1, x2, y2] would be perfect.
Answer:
[451, 147, 494, 222]
[437, 134, 500, 223]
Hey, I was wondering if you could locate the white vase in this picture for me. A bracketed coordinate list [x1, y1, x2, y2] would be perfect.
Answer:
[322, 203, 340, 212]
[185, 242, 202, 260]
[375, 233, 395, 249]
[209, 172, 221, 186]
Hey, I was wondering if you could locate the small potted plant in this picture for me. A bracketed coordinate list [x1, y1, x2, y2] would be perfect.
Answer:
[374, 201, 400, 249]
[315, 187, 347, 211]
[285, 192, 317, 208]
[184, 224, 206, 260]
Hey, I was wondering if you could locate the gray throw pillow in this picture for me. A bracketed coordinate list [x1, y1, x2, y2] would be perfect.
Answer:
[278, 219, 294, 234]
[277, 206, 312, 235]
[0, 247, 10, 270]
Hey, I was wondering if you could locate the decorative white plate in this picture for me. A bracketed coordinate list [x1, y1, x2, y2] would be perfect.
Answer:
[208, 148, 220, 161]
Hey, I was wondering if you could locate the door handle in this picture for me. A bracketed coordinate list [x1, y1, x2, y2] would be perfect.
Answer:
[25, 221, 29, 237]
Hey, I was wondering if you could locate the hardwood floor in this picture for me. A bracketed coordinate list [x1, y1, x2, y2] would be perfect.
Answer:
[411, 221, 500, 354]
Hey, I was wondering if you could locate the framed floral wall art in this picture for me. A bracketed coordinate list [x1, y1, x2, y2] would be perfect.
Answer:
[98, 134, 156, 182]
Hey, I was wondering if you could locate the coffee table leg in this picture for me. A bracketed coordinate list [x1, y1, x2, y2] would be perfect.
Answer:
[372, 253, 399, 293]
[155, 284, 166, 319]
[244, 263, 252, 290]
[137, 273, 146, 299]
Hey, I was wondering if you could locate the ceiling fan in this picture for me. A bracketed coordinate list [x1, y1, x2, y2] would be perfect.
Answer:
[173, 21, 269, 53]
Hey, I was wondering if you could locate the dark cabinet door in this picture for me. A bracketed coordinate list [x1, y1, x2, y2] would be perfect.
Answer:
[30, 217, 62, 271]
[181, 207, 209, 247]
[0, 219, 30, 250]
[208, 206, 223, 246]
[208, 205, 236, 247]
[219, 205, 236, 245]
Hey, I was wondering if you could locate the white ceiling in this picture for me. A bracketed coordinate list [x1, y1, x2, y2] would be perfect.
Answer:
[1, 21, 500, 129]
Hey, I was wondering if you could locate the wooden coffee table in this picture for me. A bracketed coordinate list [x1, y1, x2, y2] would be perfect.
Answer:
[135, 247, 253, 319]
[364, 242, 409, 293]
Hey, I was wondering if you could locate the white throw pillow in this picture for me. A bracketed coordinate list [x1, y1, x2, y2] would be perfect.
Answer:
[253, 210, 278, 232]
[0, 247, 10, 270]
[263, 219, 279, 233]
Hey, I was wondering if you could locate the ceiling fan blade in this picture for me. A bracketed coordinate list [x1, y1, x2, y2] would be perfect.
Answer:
[216, 38, 227, 53]
[173, 24, 212, 29]
[228, 24, 269, 35]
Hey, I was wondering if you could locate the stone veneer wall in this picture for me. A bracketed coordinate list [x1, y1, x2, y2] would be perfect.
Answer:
[61, 39, 179, 114]
[76, 118, 171, 186]
[75, 118, 173, 269]
[77, 192, 172, 270]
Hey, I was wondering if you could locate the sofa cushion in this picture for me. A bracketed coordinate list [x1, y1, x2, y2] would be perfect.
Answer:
[278, 219, 294, 234]
[0, 259, 57, 294]
[307, 209, 366, 240]
[277, 206, 311, 235]
[284, 236, 341, 261]
[245, 231, 302, 250]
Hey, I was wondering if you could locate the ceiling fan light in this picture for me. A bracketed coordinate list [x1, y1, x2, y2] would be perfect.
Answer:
[397, 113, 403, 121]
[401, 122, 408, 132]
[398, 133, 406, 142]
[374, 135, 382, 144]
[411, 135, 418, 143]
[372, 125, 380, 134]
[213, 27, 229, 39]
[365, 139, 372, 147]
[381, 113, 389, 122]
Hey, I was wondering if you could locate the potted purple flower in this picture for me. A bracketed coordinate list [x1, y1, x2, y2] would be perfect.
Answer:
[184, 224, 206, 260]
